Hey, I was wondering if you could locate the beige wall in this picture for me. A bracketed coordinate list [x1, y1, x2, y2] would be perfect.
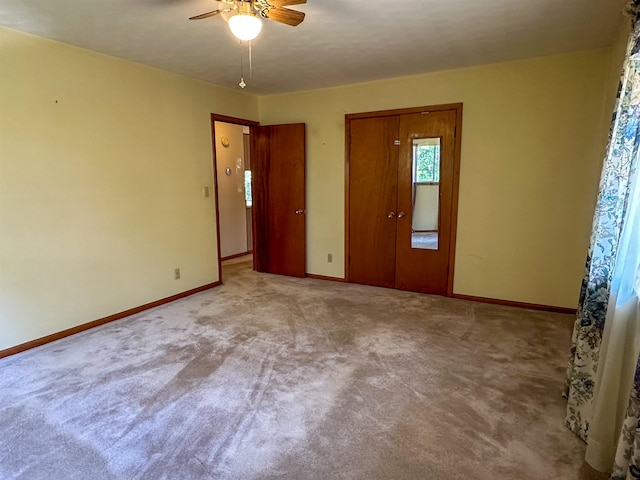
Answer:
[0, 27, 258, 350]
[259, 49, 613, 308]
[0, 24, 628, 351]
[214, 122, 249, 258]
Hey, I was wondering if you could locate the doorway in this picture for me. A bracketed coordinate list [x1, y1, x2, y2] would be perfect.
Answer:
[345, 104, 462, 295]
[211, 115, 259, 282]
[211, 115, 307, 283]
[214, 120, 253, 261]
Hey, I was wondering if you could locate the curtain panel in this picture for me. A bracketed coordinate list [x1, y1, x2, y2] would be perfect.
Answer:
[565, 4, 640, 442]
[565, 3, 640, 478]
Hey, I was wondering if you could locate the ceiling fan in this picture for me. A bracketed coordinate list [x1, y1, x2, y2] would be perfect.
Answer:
[189, 0, 306, 41]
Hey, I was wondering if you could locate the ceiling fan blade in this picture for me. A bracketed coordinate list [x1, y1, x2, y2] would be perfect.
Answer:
[266, 7, 305, 26]
[267, 0, 307, 6]
[189, 10, 221, 20]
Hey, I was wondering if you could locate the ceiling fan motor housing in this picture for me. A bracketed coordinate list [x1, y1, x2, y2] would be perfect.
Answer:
[189, 0, 305, 28]
[237, 1, 254, 15]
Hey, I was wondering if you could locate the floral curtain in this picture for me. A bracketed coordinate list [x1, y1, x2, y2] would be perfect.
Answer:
[564, 1, 640, 442]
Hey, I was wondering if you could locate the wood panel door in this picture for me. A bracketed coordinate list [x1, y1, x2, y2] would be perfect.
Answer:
[252, 123, 306, 277]
[348, 116, 399, 288]
[395, 110, 457, 295]
[346, 104, 461, 296]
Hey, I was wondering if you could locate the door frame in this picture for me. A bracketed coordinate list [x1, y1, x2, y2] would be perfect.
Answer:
[210, 114, 259, 283]
[344, 103, 463, 295]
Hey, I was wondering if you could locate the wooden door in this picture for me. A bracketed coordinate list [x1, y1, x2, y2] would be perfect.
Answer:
[348, 116, 399, 288]
[395, 110, 457, 294]
[252, 123, 306, 277]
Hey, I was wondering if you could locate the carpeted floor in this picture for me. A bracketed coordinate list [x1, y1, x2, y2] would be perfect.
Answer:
[0, 258, 607, 480]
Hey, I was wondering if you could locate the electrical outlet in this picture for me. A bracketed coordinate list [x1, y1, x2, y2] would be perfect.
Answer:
[202, 186, 210, 198]
[327, 253, 333, 263]
[174, 268, 181, 280]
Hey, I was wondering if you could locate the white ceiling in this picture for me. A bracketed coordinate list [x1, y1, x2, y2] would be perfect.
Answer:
[0, 0, 629, 95]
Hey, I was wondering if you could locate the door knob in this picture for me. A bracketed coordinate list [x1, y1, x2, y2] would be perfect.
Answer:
[295, 209, 305, 215]
[398, 212, 406, 218]
[387, 212, 396, 218]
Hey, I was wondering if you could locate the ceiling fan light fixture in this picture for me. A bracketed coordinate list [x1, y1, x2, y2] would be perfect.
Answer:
[228, 9, 263, 41]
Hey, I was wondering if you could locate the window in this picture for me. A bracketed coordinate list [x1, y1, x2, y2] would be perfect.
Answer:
[244, 170, 252, 207]
[413, 142, 440, 183]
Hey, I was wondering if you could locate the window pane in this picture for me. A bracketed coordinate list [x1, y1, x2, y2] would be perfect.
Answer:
[244, 170, 252, 207]
[415, 144, 440, 183]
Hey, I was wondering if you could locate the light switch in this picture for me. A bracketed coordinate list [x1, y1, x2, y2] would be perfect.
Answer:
[203, 186, 210, 198]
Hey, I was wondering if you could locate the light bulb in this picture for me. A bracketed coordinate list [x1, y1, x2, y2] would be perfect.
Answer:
[229, 13, 262, 41]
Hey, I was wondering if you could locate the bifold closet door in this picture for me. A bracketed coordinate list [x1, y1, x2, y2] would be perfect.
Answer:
[395, 110, 457, 295]
[347, 105, 460, 295]
[348, 116, 399, 288]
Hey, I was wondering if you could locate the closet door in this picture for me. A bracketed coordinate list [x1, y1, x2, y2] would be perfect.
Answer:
[348, 116, 399, 288]
[395, 110, 457, 295]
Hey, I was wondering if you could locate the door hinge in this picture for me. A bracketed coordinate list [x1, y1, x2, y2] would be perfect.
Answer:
[394, 140, 401, 146]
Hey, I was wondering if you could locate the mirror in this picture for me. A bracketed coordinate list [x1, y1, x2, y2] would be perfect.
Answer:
[411, 137, 440, 250]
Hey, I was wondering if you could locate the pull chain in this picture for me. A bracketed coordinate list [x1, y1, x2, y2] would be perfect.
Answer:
[239, 40, 246, 89]
[238, 40, 254, 89]
[249, 41, 253, 81]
